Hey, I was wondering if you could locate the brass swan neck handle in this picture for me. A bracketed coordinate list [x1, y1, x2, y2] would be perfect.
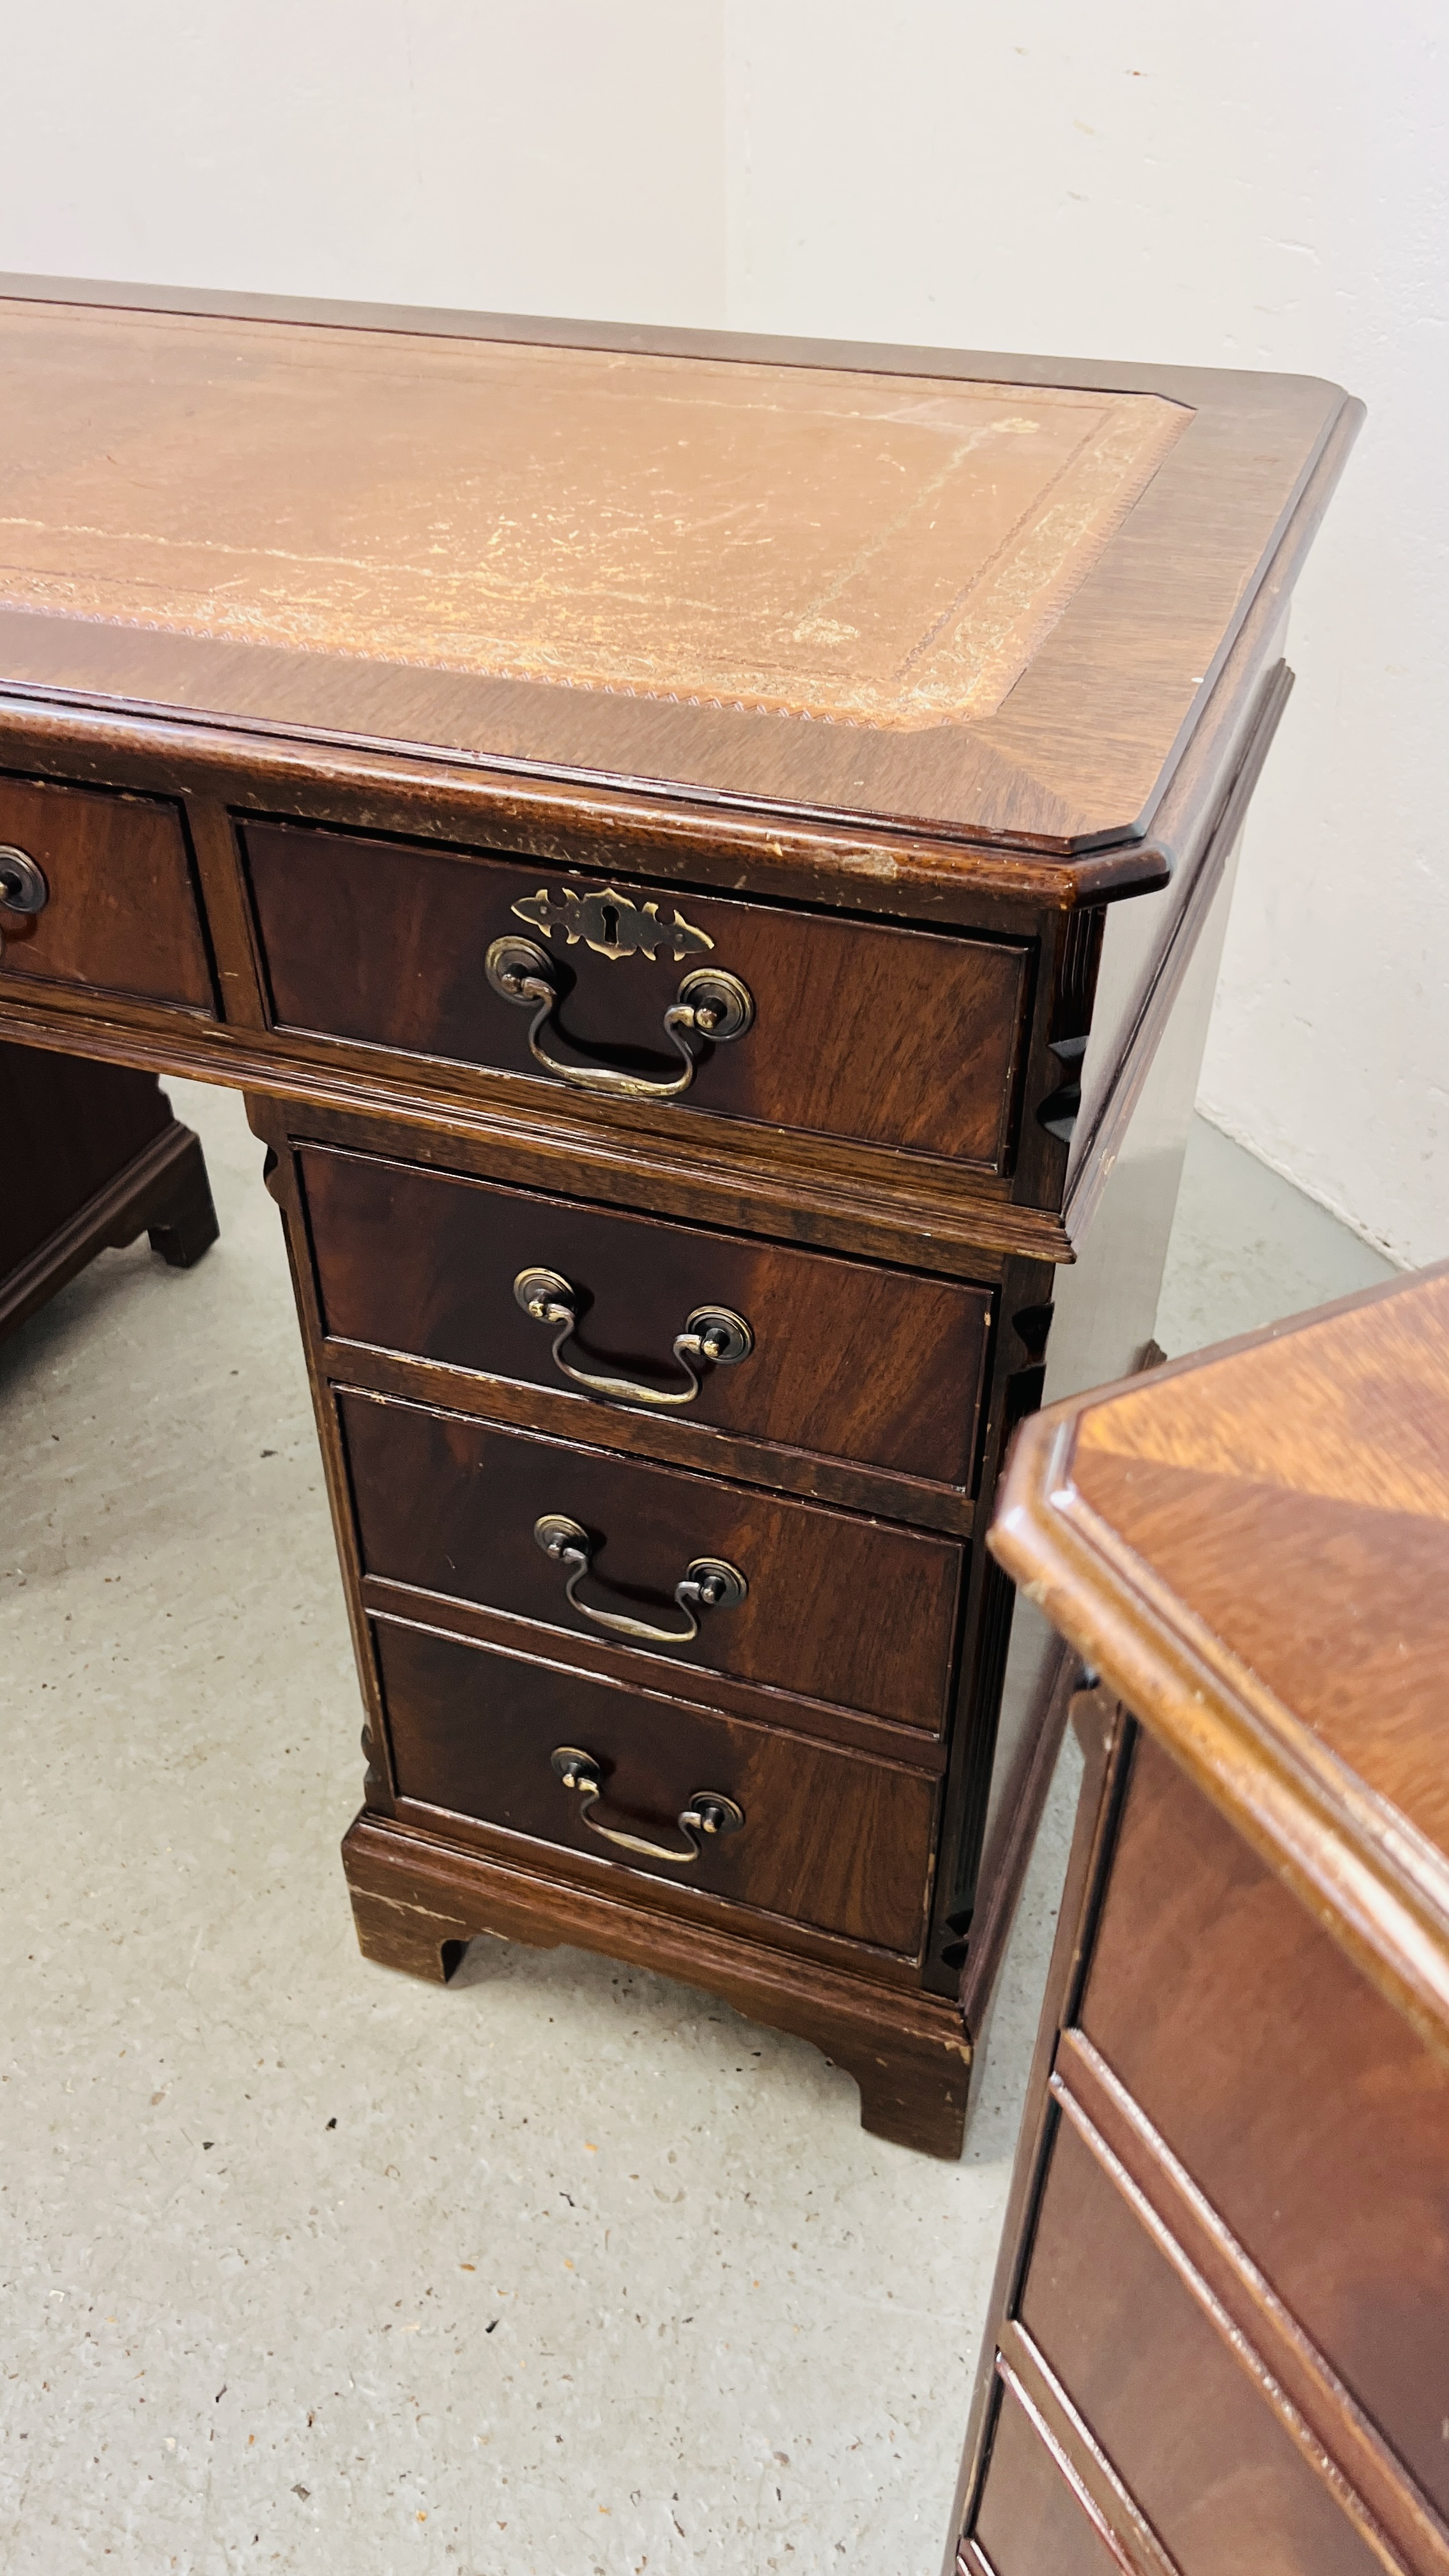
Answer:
[514, 1268, 753, 1410]
[549, 1747, 745, 1865]
[533, 1514, 747, 1648]
[486, 935, 753, 1101]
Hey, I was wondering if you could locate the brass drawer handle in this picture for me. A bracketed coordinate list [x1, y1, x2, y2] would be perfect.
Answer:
[0, 847, 49, 917]
[485, 934, 753, 1100]
[533, 1512, 746, 1647]
[550, 1745, 744, 1865]
[514, 1267, 753, 1409]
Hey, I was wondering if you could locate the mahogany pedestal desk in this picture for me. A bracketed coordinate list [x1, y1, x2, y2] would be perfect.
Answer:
[0, 277, 1359, 2157]
[950, 1264, 1449, 2573]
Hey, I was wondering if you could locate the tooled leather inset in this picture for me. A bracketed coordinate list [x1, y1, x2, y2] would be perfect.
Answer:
[0, 302, 1191, 730]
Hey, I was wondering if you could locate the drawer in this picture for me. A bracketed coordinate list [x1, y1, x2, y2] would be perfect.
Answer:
[244, 823, 1029, 1169]
[338, 1388, 962, 1733]
[1079, 1733, 1449, 2524]
[1018, 2114, 1383, 2576]
[373, 1616, 937, 1955]
[971, 2382, 1124, 2576]
[0, 773, 215, 1012]
[302, 1144, 994, 1491]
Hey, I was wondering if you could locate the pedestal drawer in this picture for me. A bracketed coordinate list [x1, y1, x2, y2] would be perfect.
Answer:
[1017, 2115, 1384, 2576]
[0, 772, 215, 1011]
[1079, 1731, 1449, 2524]
[970, 2384, 1124, 2576]
[337, 1387, 962, 1734]
[302, 1143, 993, 1490]
[372, 1616, 938, 1956]
[245, 823, 1029, 1169]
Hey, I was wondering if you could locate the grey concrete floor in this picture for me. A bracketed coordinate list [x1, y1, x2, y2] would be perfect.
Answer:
[0, 1089, 1393, 2575]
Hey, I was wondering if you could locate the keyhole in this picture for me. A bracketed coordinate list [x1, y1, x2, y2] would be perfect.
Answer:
[602, 903, 620, 949]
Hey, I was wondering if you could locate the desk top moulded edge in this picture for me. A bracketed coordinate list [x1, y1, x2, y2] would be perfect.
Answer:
[987, 1263, 1449, 2062]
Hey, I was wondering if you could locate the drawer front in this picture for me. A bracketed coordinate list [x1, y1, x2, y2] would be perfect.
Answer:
[339, 1389, 962, 1733]
[374, 1616, 937, 1954]
[971, 2384, 1125, 2576]
[245, 823, 1029, 1167]
[0, 774, 214, 1011]
[1080, 1733, 1449, 2523]
[1018, 2115, 1384, 2576]
[302, 1144, 993, 1490]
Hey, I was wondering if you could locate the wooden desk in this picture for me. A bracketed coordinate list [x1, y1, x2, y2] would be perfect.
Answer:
[951, 1266, 1449, 2569]
[0, 277, 1358, 2156]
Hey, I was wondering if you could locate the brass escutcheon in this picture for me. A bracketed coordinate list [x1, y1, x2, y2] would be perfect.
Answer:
[510, 882, 713, 963]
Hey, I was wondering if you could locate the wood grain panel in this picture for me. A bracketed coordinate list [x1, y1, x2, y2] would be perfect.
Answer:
[1081, 1731, 1449, 2526]
[0, 772, 213, 1011]
[244, 823, 1030, 1169]
[337, 1388, 962, 1733]
[300, 1142, 993, 1489]
[972, 2380, 1131, 2576]
[1020, 2113, 1388, 2576]
[1068, 1274, 1449, 1855]
[372, 1616, 937, 1955]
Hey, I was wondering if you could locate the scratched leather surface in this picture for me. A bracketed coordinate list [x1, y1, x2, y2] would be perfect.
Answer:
[0, 300, 1187, 731]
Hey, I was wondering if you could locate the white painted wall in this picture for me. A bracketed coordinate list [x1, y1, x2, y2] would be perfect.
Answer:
[4, 4, 1445, 1261]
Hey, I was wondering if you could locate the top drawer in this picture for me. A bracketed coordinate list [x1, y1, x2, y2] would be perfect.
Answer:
[243, 824, 1030, 1169]
[300, 1144, 994, 1492]
[0, 774, 215, 1013]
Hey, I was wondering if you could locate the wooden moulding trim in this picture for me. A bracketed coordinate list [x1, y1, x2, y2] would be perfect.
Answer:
[342, 1811, 972, 2065]
[0, 683, 1167, 896]
[0, 993, 1075, 1263]
[0, 1116, 198, 1338]
[262, 1099, 1012, 1287]
[0, 269, 1324, 399]
[1063, 657, 1294, 1243]
[1055, 2031, 1449, 2576]
[989, 1416, 1449, 2062]
[1128, 390, 1363, 873]
[992, 2331, 1179, 2576]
